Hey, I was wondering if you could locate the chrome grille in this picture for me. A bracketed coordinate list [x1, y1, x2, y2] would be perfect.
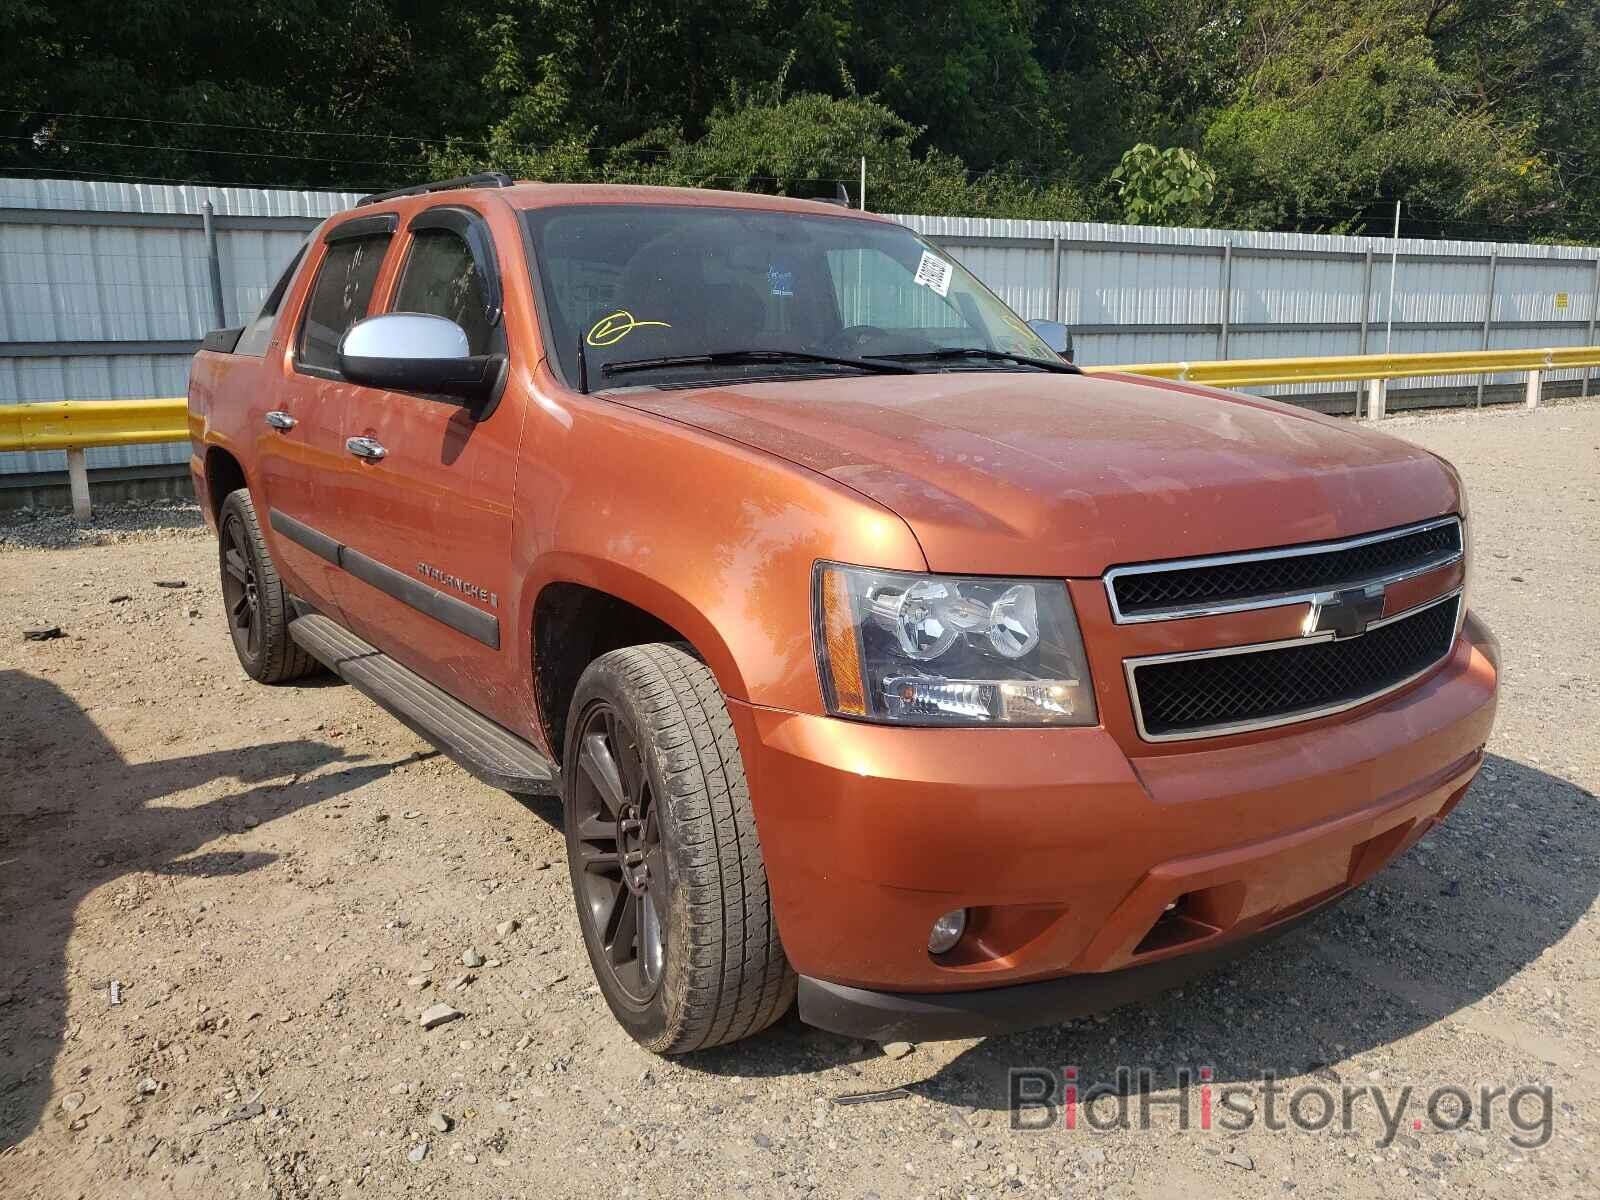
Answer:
[1127, 592, 1460, 741]
[1106, 517, 1462, 623]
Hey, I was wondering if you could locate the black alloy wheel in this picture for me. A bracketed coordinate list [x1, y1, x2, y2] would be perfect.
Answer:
[561, 643, 795, 1052]
[214, 487, 317, 684]
[220, 509, 262, 664]
[570, 701, 669, 1006]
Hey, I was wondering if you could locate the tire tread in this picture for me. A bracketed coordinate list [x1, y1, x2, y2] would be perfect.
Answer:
[576, 643, 795, 1052]
[220, 488, 317, 684]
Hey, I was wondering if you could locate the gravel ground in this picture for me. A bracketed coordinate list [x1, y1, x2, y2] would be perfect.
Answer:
[1, 400, 1597, 1199]
[0, 498, 206, 553]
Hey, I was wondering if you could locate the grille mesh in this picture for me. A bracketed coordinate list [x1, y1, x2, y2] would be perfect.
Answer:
[1132, 595, 1459, 738]
[1111, 521, 1461, 617]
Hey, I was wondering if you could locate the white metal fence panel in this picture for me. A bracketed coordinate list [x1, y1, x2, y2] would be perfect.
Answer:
[898, 214, 1600, 410]
[3, 183, 1598, 480]
[0, 178, 360, 475]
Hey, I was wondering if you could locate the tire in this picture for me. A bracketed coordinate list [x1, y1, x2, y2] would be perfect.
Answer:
[562, 642, 796, 1052]
[217, 488, 318, 684]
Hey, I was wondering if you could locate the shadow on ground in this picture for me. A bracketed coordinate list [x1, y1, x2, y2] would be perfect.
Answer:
[0, 668, 403, 1149]
[681, 753, 1598, 1108]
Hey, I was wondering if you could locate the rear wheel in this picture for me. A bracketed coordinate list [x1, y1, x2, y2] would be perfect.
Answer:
[563, 643, 795, 1052]
[217, 488, 316, 684]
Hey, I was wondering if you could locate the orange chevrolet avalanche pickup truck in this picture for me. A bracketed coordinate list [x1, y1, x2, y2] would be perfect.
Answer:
[187, 173, 1498, 1051]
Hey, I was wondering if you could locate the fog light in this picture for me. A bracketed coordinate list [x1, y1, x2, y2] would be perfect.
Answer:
[928, 908, 968, 955]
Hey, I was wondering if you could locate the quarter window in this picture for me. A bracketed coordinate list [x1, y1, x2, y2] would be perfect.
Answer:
[235, 243, 306, 357]
[297, 234, 390, 373]
[392, 229, 494, 354]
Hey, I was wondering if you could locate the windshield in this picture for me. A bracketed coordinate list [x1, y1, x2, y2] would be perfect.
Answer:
[522, 204, 1061, 388]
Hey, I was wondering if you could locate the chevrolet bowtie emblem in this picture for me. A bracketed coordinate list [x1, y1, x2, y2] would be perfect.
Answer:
[1303, 583, 1386, 640]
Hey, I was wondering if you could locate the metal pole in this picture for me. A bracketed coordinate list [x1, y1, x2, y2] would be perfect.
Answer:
[1358, 249, 1373, 417]
[1050, 234, 1062, 322]
[1384, 200, 1400, 354]
[859, 156, 866, 212]
[1476, 248, 1498, 408]
[1586, 257, 1600, 399]
[202, 200, 226, 329]
[1218, 242, 1233, 359]
[67, 447, 91, 523]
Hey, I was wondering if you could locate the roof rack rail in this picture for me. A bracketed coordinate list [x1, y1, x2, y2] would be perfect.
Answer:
[356, 172, 515, 208]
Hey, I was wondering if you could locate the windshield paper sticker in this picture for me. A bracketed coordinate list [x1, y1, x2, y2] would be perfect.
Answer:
[913, 250, 953, 298]
[586, 310, 672, 347]
[767, 263, 795, 298]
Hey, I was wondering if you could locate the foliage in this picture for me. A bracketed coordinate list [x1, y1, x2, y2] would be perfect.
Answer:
[0, 0, 1593, 241]
[1110, 144, 1217, 226]
[1203, 1, 1552, 236]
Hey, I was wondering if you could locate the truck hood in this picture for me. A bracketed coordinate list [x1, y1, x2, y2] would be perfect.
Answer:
[606, 371, 1459, 576]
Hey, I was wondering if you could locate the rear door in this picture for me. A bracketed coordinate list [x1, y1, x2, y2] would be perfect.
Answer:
[253, 215, 395, 614]
[323, 203, 526, 727]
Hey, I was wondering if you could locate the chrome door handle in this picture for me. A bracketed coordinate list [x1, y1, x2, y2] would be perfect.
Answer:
[345, 436, 387, 461]
[264, 410, 297, 430]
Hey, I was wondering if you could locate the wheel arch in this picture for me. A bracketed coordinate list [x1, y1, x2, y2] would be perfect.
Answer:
[530, 563, 749, 767]
[203, 445, 248, 523]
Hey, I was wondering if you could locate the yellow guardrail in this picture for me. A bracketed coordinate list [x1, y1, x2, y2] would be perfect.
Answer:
[1082, 345, 1600, 388]
[0, 398, 189, 452]
[4, 345, 1596, 519]
[0, 399, 191, 521]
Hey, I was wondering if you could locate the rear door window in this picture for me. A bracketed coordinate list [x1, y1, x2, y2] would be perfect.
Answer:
[296, 233, 391, 374]
[391, 228, 494, 353]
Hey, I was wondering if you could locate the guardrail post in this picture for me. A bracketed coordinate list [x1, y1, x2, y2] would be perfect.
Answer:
[1366, 378, 1387, 421]
[1525, 369, 1542, 409]
[67, 447, 92, 522]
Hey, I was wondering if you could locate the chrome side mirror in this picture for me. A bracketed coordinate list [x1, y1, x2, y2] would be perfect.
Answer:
[338, 313, 502, 403]
[1026, 318, 1075, 363]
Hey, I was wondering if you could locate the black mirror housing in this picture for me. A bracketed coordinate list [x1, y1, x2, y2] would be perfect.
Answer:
[339, 351, 504, 401]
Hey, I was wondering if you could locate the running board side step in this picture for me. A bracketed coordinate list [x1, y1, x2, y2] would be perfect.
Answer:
[289, 613, 559, 796]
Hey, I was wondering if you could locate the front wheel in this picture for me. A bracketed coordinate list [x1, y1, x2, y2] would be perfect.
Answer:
[563, 643, 795, 1052]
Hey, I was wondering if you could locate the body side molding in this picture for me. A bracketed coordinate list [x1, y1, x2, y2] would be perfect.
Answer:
[268, 508, 500, 648]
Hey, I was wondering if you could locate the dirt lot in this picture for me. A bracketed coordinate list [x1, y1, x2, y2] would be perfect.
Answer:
[2, 400, 1598, 1200]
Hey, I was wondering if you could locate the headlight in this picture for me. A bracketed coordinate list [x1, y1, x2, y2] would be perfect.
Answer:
[813, 563, 1097, 726]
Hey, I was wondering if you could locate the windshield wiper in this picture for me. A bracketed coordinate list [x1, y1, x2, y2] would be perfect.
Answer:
[870, 348, 1081, 374]
[600, 349, 920, 380]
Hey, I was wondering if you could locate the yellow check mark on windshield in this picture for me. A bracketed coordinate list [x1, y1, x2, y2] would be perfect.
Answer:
[586, 310, 673, 347]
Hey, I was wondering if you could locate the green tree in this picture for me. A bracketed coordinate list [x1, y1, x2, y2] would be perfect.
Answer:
[1204, 0, 1555, 235]
[1110, 144, 1217, 225]
[432, 92, 1091, 221]
[1429, 0, 1600, 239]
[1, 0, 1594, 241]
[780, 0, 1052, 171]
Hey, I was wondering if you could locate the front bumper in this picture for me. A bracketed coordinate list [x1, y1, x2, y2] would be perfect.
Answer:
[727, 613, 1498, 1036]
[797, 890, 1346, 1042]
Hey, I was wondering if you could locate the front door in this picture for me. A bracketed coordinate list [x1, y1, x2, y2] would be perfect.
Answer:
[322, 203, 526, 729]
